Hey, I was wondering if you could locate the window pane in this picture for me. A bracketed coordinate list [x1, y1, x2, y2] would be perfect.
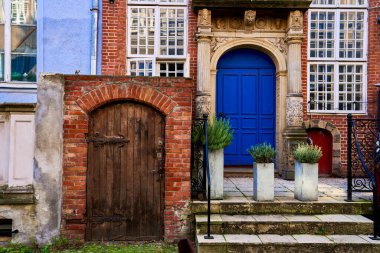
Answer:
[158, 62, 184, 77]
[129, 59, 153, 76]
[309, 64, 335, 111]
[11, 54, 36, 81]
[339, 11, 365, 59]
[11, 0, 37, 25]
[160, 8, 185, 56]
[11, 25, 36, 53]
[0, 0, 4, 81]
[338, 64, 363, 111]
[129, 7, 155, 56]
[309, 11, 335, 59]
[312, 0, 336, 5]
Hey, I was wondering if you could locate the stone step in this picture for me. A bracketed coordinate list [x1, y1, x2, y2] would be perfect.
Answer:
[196, 214, 373, 235]
[196, 234, 380, 253]
[192, 200, 372, 215]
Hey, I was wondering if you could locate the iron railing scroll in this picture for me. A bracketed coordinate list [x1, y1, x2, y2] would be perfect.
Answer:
[190, 114, 213, 239]
[347, 114, 380, 239]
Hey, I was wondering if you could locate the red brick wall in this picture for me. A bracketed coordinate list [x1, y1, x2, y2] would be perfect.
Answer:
[302, 2, 380, 176]
[101, 0, 127, 75]
[61, 76, 193, 241]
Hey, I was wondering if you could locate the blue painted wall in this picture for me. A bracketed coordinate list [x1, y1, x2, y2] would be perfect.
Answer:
[0, 1, 102, 104]
[37, 1, 101, 75]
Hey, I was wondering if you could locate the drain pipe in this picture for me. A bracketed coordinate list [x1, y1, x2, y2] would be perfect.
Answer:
[90, 0, 99, 75]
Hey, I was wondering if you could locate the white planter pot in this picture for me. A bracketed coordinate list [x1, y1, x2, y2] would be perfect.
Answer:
[294, 161, 319, 201]
[206, 149, 224, 200]
[253, 163, 274, 201]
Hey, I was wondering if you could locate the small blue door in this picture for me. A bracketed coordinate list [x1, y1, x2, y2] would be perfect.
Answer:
[217, 48, 276, 166]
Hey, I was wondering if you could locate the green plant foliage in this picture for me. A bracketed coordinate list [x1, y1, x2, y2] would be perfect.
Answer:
[0, 240, 177, 253]
[247, 143, 276, 163]
[192, 116, 234, 151]
[293, 143, 323, 163]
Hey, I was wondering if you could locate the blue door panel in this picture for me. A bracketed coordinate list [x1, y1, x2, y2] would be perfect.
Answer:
[222, 75, 239, 114]
[217, 49, 276, 166]
[242, 118, 257, 130]
[242, 74, 258, 114]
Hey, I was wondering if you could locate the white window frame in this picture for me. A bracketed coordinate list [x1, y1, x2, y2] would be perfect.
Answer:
[307, 62, 367, 113]
[0, 0, 37, 88]
[127, 0, 188, 77]
[310, 0, 368, 8]
[308, 9, 368, 61]
[307, 0, 368, 114]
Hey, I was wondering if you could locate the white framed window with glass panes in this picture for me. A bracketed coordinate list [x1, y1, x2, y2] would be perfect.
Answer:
[307, 0, 368, 113]
[127, 1, 188, 77]
[0, 0, 37, 84]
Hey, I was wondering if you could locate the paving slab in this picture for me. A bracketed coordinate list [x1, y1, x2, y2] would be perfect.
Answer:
[292, 234, 333, 244]
[327, 235, 369, 244]
[224, 234, 262, 244]
[259, 234, 297, 244]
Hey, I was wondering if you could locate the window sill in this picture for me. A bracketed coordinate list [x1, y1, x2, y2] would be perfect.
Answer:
[0, 82, 37, 89]
[0, 185, 34, 205]
[307, 112, 367, 116]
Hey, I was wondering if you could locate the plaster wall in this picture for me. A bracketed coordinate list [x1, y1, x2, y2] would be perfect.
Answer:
[34, 74, 65, 244]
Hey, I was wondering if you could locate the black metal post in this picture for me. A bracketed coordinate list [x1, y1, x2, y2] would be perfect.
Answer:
[370, 166, 380, 240]
[203, 113, 213, 240]
[347, 114, 353, 202]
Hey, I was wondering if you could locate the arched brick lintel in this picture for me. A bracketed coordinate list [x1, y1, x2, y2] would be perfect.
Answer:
[76, 84, 178, 116]
[304, 119, 342, 176]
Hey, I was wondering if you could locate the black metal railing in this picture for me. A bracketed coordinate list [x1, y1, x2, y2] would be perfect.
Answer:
[190, 114, 213, 239]
[347, 114, 380, 239]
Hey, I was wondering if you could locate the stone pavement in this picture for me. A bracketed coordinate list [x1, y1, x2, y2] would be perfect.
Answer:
[224, 177, 372, 202]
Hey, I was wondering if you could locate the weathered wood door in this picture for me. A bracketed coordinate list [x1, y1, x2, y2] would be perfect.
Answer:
[86, 102, 165, 241]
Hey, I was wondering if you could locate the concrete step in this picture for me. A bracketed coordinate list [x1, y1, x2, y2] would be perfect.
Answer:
[192, 200, 372, 215]
[196, 234, 380, 253]
[196, 214, 373, 235]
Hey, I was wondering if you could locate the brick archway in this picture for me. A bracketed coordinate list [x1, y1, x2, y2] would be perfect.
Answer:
[76, 84, 177, 115]
[304, 119, 341, 176]
[61, 77, 192, 241]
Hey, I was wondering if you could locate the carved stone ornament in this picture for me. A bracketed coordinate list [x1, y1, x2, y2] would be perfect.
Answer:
[198, 9, 211, 27]
[286, 98, 303, 127]
[196, 95, 211, 117]
[255, 17, 267, 29]
[210, 37, 232, 58]
[216, 18, 227, 30]
[244, 10, 256, 28]
[230, 17, 243, 29]
[289, 10, 303, 30]
[269, 38, 288, 55]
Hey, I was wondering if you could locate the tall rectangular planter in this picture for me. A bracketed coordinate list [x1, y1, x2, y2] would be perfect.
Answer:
[294, 161, 319, 201]
[207, 149, 224, 200]
[253, 163, 274, 201]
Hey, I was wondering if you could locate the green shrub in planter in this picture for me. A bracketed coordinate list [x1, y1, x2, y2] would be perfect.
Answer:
[293, 143, 322, 163]
[247, 143, 276, 163]
[192, 116, 234, 151]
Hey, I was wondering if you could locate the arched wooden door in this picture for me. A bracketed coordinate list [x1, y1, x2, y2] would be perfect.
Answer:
[86, 102, 165, 241]
[307, 128, 333, 176]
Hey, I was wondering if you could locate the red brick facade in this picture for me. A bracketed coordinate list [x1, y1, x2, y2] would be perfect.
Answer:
[302, 1, 380, 176]
[61, 76, 193, 240]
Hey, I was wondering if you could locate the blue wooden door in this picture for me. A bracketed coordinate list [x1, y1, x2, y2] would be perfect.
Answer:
[217, 48, 276, 166]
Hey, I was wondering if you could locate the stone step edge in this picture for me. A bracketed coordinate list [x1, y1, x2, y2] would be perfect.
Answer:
[195, 214, 373, 224]
[196, 234, 380, 246]
[191, 201, 372, 215]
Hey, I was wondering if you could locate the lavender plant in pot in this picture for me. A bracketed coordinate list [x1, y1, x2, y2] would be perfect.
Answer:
[247, 143, 276, 201]
[293, 143, 322, 201]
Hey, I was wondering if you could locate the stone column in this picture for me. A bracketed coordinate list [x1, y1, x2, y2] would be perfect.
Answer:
[282, 10, 307, 179]
[196, 9, 212, 117]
